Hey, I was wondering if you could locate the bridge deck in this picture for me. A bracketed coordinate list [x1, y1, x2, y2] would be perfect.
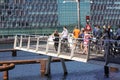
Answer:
[13, 35, 120, 64]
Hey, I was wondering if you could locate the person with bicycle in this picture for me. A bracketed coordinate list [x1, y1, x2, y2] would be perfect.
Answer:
[61, 26, 68, 42]
[61, 26, 69, 52]
[95, 26, 103, 53]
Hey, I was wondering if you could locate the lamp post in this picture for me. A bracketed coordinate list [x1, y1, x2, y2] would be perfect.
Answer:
[63, 0, 81, 30]
[77, 0, 80, 29]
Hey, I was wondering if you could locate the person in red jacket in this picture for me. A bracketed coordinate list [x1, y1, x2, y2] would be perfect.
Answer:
[85, 23, 92, 32]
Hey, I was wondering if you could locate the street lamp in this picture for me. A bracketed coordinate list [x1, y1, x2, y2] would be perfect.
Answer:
[63, 0, 81, 30]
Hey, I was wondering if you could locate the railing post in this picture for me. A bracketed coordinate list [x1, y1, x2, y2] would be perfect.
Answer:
[70, 39, 75, 59]
[46, 39, 49, 54]
[36, 37, 40, 51]
[19, 35, 23, 48]
[57, 39, 61, 56]
[86, 41, 90, 61]
[27, 36, 30, 50]
[14, 35, 17, 49]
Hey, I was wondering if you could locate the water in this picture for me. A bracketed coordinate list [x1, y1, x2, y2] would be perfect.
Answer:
[0, 43, 13, 49]
[0, 44, 120, 80]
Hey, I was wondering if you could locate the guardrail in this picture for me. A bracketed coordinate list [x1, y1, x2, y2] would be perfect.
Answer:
[13, 34, 120, 63]
[14, 35, 90, 62]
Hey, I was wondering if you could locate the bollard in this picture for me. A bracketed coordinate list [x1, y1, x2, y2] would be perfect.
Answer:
[40, 60, 47, 76]
[3, 71, 8, 80]
[12, 50, 17, 57]
[0, 63, 15, 80]
[104, 65, 109, 78]
[3, 64, 8, 80]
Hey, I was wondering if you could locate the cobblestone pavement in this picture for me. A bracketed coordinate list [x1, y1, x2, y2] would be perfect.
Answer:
[0, 51, 120, 80]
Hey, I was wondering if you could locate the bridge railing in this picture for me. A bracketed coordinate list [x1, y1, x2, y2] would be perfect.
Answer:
[88, 38, 120, 64]
[13, 34, 120, 63]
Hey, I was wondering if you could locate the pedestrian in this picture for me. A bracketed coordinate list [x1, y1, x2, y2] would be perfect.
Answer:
[73, 26, 80, 39]
[96, 26, 102, 39]
[73, 26, 80, 47]
[61, 26, 69, 52]
[107, 25, 113, 39]
[83, 30, 91, 54]
[53, 30, 59, 51]
[61, 26, 68, 42]
[92, 25, 98, 37]
[79, 28, 84, 50]
[116, 25, 120, 40]
[85, 23, 92, 33]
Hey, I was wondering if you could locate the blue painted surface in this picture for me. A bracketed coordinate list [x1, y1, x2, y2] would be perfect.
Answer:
[0, 51, 120, 80]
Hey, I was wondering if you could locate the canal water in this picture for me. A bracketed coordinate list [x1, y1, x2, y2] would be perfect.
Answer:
[0, 44, 120, 80]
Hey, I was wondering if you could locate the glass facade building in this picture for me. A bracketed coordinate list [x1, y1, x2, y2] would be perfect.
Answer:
[90, 0, 120, 29]
[0, 0, 58, 35]
[0, 0, 90, 35]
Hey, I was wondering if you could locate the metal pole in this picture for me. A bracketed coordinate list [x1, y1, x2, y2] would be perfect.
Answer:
[60, 58, 68, 75]
[77, 0, 80, 29]
[63, 0, 80, 29]
[45, 56, 52, 76]
[104, 40, 110, 78]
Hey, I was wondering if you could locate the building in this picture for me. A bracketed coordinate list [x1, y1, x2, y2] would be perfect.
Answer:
[0, 0, 91, 36]
[90, 0, 120, 30]
[0, 0, 58, 36]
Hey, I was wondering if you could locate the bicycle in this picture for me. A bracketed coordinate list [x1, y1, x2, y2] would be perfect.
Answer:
[60, 38, 70, 53]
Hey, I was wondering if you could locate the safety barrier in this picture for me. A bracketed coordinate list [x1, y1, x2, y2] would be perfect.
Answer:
[13, 34, 120, 63]
[14, 34, 90, 62]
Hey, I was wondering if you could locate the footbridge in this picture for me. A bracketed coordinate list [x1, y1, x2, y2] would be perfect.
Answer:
[13, 34, 120, 77]
[13, 34, 94, 62]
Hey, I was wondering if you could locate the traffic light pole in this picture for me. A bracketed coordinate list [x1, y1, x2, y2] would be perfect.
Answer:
[77, 0, 80, 30]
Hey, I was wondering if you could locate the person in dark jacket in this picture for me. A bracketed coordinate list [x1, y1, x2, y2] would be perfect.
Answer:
[116, 25, 120, 40]
[96, 26, 102, 39]
[93, 25, 98, 37]
[53, 30, 59, 51]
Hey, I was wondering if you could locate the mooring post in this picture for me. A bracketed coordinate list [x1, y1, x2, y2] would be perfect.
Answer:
[12, 50, 17, 57]
[60, 58, 68, 75]
[40, 60, 47, 76]
[45, 56, 52, 76]
[3, 71, 8, 80]
[3, 64, 8, 80]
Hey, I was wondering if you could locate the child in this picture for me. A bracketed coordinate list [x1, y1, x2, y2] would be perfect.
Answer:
[83, 30, 91, 54]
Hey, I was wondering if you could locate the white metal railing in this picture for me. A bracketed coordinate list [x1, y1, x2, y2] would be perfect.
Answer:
[13, 34, 120, 63]
[14, 34, 90, 62]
